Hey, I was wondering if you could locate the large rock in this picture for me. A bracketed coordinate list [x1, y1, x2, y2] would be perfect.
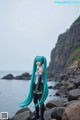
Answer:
[60, 73, 69, 81]
[51, 107, 65, 120]
[11, 107, 33, 120]
[63, 100, 79, 107]
[56, 86, 67, 97]
[47, 71, 61, 81]
[44, 108, 54, 120]
[15, 72, 31, 80]
[47, 71, 55, 80]
[68, 89, 80, 101]
[15, 107, 30, 115]
[72, 75, 80, 87]
[53, 83, 62, 89]
[1, 74, 14, 79]
[46, 99, 66, 109]
[62, 101, 80, 120]
[67, 83, 76, 91]
[61, 80, 70, 87]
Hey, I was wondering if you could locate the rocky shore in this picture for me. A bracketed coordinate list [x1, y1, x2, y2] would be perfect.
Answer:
[5, 67, 80, 120]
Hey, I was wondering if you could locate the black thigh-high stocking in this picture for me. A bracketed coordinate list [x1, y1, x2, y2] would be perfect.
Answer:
[38, 94, 45, 120]
[33, 93, 39, 118]
[40, 103, 44, 119]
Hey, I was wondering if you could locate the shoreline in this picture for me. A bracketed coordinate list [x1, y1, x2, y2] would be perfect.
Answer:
[1, 68, 80, 120]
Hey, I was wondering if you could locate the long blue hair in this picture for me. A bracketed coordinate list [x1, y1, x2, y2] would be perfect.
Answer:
[19, 56, 48, 108]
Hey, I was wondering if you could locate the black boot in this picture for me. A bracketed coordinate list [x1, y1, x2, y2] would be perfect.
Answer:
[40, 103, 45, 120]
[32, 106, 40, 120]
[31, 115, 40, 120]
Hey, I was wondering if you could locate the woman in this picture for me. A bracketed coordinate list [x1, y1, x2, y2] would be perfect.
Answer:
[19, 56, 49, 120]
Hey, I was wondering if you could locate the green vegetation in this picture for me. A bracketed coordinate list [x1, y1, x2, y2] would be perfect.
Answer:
[66, 47, 80, 66]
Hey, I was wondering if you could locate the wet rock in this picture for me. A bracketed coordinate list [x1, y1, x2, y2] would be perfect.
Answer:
[78, 85, 80, 89]
[51, 107, 65, 120]
[15, 75, 23, 80]
[11, 107, 33, 120]
[46, 99, 65, 109]
[63, 100, 80, 107]
[61, 81, 70, 87]
[22, 72, 31, 79]
[67, 83, 76, 91]
[15, 107, 30, 115]
[68, 89, 80, 101]
[1, 74, 14, 79]
[62, 101, 80, 120]
[60, 73, 69, 81]
[47, 72, 55, 78]
[53, 83, 62, 89]
[44, 108, 54, 120]
[15, 72, 31, 80]
[56, 86, 67, 97]
[73, 78, 80, 87]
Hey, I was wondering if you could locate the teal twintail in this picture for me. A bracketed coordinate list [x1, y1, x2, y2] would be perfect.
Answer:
[19, 56, 48, 108]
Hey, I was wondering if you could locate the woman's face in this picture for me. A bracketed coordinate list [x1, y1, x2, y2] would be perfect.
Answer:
[36, 60, 41, 66]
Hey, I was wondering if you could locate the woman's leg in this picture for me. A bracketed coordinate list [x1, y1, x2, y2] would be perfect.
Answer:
[40, 103, 45, 120]
[33, 92, 40, 119]
[38, 93, 45, 120]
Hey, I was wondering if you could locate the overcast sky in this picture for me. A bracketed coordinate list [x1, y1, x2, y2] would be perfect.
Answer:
[0, 0, 80, 71]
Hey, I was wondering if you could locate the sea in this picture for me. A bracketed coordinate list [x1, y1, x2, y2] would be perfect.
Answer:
[0, 71, 58, 118]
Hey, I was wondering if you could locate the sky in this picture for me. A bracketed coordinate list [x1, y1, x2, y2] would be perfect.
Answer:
[0, 0, 80, 71]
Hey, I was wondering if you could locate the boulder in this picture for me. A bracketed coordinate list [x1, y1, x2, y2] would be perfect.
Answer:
[61, 81, 70, 87]
[73, 78, 80, 87]
[15, 75, 23, 80]
[15, 107, 30, 115]
[22, 72, 31, 78]
[53, 83, 62, 89]
[51, 107, 65, 120]
[11, 107, 33, 120]
[67, 83, 76, 91]
[63, 100, 80, 107]
[68, 89, 80, 101]
[47, 72, 55, 78]
[60, 73, 69, 81]
[62, 101, 80, 120]
[1, 74, 14, 79]
[78, 85, 80, 89]
[56, 86, 67, 97]
[15, 72, 31, 80]
[46, 99, 65, 109]
[44, 108, 54, 120]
